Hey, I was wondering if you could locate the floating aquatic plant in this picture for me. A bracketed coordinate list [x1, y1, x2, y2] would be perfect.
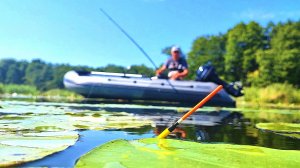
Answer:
[75, 138, 300, 168]
[0, 131, 78, 167]
[256, 123, 300, 133]
[256, 123, 300, 139]
[0, 101, 153, 166]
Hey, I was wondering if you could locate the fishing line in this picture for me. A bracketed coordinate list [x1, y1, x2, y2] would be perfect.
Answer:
[99, 8, 158, 70]
[99, 8, 178, 93]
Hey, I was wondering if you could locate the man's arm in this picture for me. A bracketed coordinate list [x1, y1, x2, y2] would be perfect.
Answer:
[170, 69, 189, 80]
[156, 65, 167, 76]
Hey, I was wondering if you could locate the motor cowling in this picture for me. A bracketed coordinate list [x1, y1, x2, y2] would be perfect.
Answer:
[196, 62, 243, 97]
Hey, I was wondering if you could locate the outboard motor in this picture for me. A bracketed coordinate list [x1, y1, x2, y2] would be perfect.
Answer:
[196, 62, 243, 97]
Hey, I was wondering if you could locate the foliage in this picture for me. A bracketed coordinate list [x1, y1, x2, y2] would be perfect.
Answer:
[187, 20, 300, 87]
[0, 84, 4, 94]
[0, 59, 154, 91]
[254, 21, 300, 86]
[42, 89, 84, 99]
[127, 64, 155, 76]
[1, 19, 300, 101]
[0, 83, 39, 95]
[187, 35, 226, 79]
[240, 83, 300, 105]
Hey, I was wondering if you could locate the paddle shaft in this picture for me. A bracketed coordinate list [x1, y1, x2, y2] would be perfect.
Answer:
[158, 85, 223, 139]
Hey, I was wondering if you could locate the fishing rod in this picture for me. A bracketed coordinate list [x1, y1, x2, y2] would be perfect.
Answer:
[99, 8, 158, 70]
[99, 8, 178, 93]
[158, 85, 223, 139]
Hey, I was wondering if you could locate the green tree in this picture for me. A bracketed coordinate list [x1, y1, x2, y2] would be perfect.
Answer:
[243, 22, 264, 76]
[224, 23, 247, 81]
[5, 64, 22, 84]
[188, 35, 226, 79]
[269, 21, 300, 85]
[51, 64, 73, 88]
[161, 46, 172, 56]
[25, 59, 53, 90]
[0, 59, 16, 83]
[224, 22, 264, 83]
[251, 21, 300, 87]
[103, 64, 126, 73]
[127, 64, 154, 76]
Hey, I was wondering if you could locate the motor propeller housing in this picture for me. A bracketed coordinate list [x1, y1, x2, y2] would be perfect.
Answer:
[196, 62, 243, 97]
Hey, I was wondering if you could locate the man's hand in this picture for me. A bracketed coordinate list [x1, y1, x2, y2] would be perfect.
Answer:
[170, 72, 181, 80]
[156, 65, 167, 76]
[170, 69, 188, 80]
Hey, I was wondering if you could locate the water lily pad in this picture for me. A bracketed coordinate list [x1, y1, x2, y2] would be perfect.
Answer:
[0, 131, 78, 167]
[70, 115, 152, 130]
[0, 102, 153, 166]
[256, 123, 300, 133]
[277, 133, 300, 139]
[75, 138, 300, 168]
[0, 108, 152, 132]
[256, 123, 300, 139]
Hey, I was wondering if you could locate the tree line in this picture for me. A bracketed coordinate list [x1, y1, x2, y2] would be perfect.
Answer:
[187, 20, 300, 87]
[1, 20, 299, 91]
[0, 58, 154, 91]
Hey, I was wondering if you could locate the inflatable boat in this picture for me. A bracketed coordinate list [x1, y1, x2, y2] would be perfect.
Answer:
[63, 64, 243, 107]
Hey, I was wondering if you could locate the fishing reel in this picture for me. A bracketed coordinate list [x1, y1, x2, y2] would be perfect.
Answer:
[196, 62, 244, 97]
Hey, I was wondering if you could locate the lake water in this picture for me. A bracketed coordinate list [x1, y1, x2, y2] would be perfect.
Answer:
[0, 99, 299, 167]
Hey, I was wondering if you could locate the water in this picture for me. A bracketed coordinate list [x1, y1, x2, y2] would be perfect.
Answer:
[22, 130, 153, 167]
[0, 100, 299, 167]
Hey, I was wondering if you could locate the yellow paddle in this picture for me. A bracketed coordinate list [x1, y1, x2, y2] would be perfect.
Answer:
[158, 85, 223, 139]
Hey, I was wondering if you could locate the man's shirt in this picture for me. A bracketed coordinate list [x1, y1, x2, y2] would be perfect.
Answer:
[164, 57, 188, 72]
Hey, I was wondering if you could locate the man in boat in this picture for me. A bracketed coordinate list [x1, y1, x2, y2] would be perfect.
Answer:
[156, 46, 189, 80]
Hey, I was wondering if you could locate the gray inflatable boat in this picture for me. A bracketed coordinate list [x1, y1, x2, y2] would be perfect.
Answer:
[63, 70, 237, 107]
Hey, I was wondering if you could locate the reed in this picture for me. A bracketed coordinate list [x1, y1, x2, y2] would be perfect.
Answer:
[0, 83, 39, 95]
[237, 83, 300, 106]
[42, 89, 83, 100]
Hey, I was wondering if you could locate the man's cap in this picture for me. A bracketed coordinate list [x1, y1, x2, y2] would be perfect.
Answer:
[171, 46, 181, 52]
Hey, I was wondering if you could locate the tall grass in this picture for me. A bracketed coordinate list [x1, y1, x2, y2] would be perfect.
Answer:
[0, 84, 82, 100]
[0, 84, 3, 94]
[0, 83, 39, 95]
[42, 89, 83, 100]
[239, 83, 300, 106]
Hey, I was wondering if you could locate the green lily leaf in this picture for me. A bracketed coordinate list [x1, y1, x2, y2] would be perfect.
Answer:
[0, 101, 153, 166]
[75, 138, 300, 168]
[256, 122, 300, 139]
[0, 131, 78, 167]
[256, 123, 300, 133]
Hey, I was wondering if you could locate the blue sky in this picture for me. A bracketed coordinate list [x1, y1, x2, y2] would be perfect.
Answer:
[0, 0, 299, 68]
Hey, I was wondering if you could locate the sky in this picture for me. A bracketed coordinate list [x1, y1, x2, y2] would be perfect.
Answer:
[0, 0, 300, 68]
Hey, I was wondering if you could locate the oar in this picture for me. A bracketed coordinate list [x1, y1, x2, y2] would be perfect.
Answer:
[157, 85, 223, 139]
